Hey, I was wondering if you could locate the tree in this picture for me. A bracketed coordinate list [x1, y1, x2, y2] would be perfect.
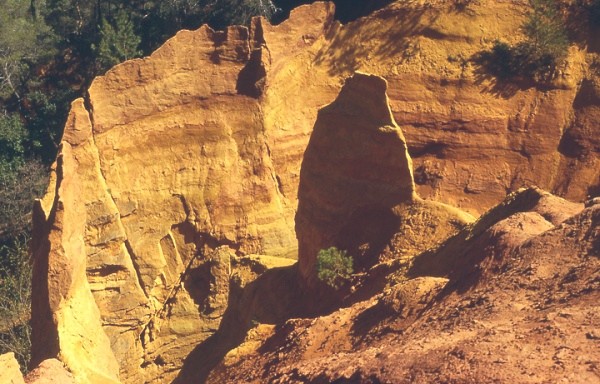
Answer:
[207, 0, 278, 27]
[0, 235, 32, 373]
[316, 247, 354, 290]
[0, 114, 46, 373]
[97, 9, 142, 72]
[0, 113, 27, 171]
[519, 0, 568, 77]
[0, 0, 56, 103]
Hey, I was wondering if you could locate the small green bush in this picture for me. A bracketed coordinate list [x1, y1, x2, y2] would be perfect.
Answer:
[316, 247, 353, 290]
[476, 0, 568, 82]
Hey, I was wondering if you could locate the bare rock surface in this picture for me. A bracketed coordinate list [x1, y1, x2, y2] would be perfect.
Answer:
[0, 353, 25, 384]
[208, 190, 600, 383]
[25, 359, 75, 384]
[31, 4, 334, 383]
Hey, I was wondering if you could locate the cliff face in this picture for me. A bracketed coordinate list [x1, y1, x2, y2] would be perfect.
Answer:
[31, 4, 335, 383]
[330, 1, 597, 214]
[31, 1, 600, 383]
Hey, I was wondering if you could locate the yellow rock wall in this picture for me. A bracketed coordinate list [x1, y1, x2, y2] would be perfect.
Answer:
[31, 1, 600, 382]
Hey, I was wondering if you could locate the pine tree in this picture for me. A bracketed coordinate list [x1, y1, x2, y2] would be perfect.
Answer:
[97, 10, 142, 72]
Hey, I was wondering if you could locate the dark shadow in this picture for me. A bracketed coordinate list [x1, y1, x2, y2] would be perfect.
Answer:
[236, 49, 267, 98]
[337, 206, 401, 271]
[573, 78, 600, 109]
[588, 184, 600, 199]
[173, 263, 331, 383]
[408, 141, 448, 159]
[557, 129, 584, 159]
[351, 301, 395, 338]
[271, 0, 394, 25]
[29, 163, 61, 369]
[565, 2, 600, 53]
[312, 5, 441, 77]
[183, 263, 212, 314]
[470, 45, 536, 99]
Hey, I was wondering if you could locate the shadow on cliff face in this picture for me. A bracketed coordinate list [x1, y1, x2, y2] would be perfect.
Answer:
[272, 0, 394, 25]
[470, 50, 536, 99]
[313, 5, 441, 76]
[173, 263, 336, 383]
[337, 206, 401, 271]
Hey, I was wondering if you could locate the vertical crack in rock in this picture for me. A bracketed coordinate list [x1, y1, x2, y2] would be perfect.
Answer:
[123, 239, 149, 299]
[140, 242, 205, 349]
[236, 48, 268, 98]
[83, 90, 149, 301]
[30, 152, 63, 367]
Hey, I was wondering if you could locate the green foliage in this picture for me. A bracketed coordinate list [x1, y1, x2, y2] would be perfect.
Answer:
[0, 0, 57, 101]
[23, 89, 75, 163]
[476, 0, 568, 82]
[0, 159, 48, 238]
[316, 247, 353, 290]
[0, 235, 32, 373]
[0, 114, 27, 171]
[207, 0, 278, 27]
[521, 0, 568, 64]
[97, 10, 142, 72]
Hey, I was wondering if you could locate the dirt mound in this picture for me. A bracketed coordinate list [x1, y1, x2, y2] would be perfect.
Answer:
[208, 190, 600, 383]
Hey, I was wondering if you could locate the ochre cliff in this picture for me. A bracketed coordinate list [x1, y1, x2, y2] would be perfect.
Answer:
[296, 72, 473, 284]
[32, 4, 333, 383]
[30, 0, 600, 383]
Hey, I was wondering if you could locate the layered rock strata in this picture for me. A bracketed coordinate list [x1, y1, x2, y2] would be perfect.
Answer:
[304, 0, 599, 214]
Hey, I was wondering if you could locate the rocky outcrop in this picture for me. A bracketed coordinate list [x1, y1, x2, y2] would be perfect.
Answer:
[308, 0, 598, 214]
[296, 73, 473, 284]
[296, 73, 415, 282]
[207, 189, 600, 383]
[31, 143, 121, 384]
[31, 4, 335, 383]
[25, 359, 76, 384]
[0, 353, 25, 384]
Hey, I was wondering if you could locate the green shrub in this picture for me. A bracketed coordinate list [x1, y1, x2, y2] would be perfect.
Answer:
[520, 0, 568, 69]
[316, 247, 353, 290]
[475, 0, 568, 82]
